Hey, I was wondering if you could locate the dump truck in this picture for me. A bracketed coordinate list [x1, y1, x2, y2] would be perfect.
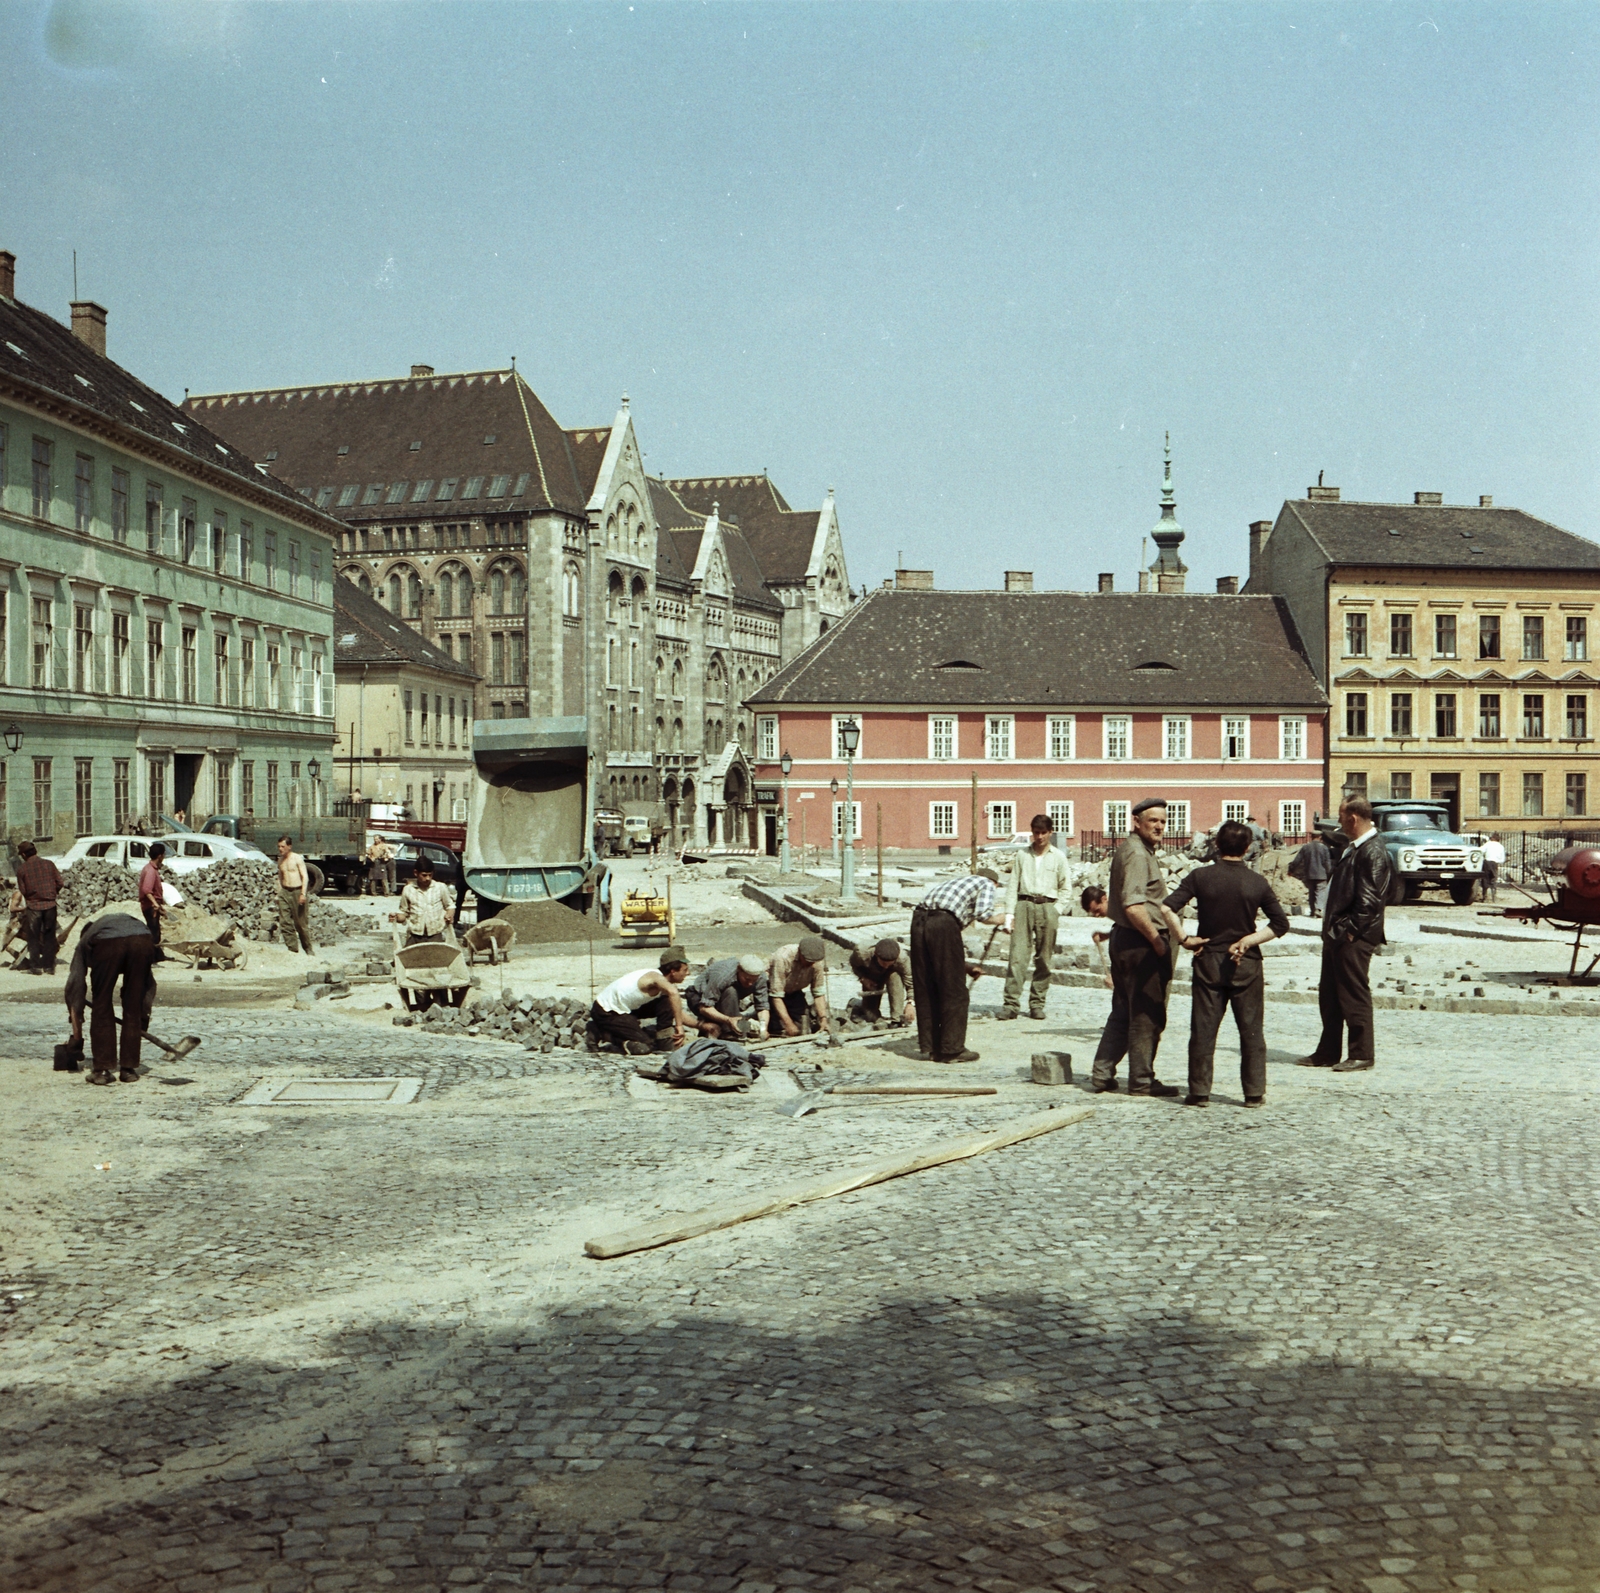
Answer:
[1313, 799, 1485, 904]
[463, 715, 604, 920]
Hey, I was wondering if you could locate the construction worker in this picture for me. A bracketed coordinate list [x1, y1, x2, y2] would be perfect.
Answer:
[909, 867, 1005, 1064]
[997, 813, 1071, 1021]
[592, 949, 692, 1055]
[848, 938, 914, 1027]
[766, 936, 834, 1037]
[63, 910, 158, 1085]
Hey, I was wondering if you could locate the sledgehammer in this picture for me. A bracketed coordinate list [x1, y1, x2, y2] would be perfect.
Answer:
[113, 1016, 202, 1060]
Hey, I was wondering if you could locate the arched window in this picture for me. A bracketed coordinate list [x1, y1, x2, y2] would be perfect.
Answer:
[387, 572, 401, 612]
[455, 568, 473, 614]
[672, 658, 684, 699]
[358, 572, 372, 597]
[705, 719, 714, 753]
[607, 570, 624, 622]
[672, 718, 683, 751]
[607, 703, 617, 745]
[654, 655, 664, 698]
[407, 571, 422, 618]
[629, 705, 639, 751]
[655, 715, 664, 748]
[562, 562, 581, 617]
[629, 640, 639, 687]
[630, 575, 647, 624]
[438, 573, 453, 619]
[490, 565, 504, 615]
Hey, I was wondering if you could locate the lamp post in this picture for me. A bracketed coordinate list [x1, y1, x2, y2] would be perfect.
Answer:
[830, 776, 840, 865]
[779, 750, 793, 873]
[839, 717, 860, 903]
[307, 757, 321, 819]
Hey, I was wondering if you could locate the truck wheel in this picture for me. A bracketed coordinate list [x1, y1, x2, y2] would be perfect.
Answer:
[344, 871, 361, 896]
[1403, 881, 1424, 904]
[1449, 879, 1477, 906]
[307, 863, 325, 897]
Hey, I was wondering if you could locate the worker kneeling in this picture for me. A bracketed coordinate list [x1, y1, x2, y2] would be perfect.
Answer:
[591, 949, 692, 1056]
[63, 912, 158, 1086]
[684, 953, 769, 1038]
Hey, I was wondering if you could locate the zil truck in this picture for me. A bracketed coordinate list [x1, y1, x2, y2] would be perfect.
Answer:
[463, 715, 605, 920]
[1314, 799, 1485, 904]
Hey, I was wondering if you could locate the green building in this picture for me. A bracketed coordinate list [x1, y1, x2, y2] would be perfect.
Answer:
[0, 249, 338, 847]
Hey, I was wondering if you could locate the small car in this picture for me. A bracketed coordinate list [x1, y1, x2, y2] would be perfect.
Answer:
[390, 840, 463, 891]
[51, 832, 270, 875]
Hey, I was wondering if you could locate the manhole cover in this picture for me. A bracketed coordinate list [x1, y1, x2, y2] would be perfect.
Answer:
[238, 1078, 423, 1106]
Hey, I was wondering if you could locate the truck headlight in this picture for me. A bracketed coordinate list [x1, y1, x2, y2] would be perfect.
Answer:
[1470, 850, 1483, 867]
[1400, 849, 1417, 870]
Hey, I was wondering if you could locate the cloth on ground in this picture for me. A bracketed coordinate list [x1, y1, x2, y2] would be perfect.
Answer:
[661, 1035, 768, 1085]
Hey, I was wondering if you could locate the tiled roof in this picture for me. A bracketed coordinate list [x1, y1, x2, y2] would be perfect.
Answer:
[333, 576, 478, 680]
[186, 369, 590, 521]
[565, 427, 612, 501]
[1276, 499, 1600, 572]
[0, 294, 323, 521]
[749, 589, 1327, 709]
[665, 474, 822, 582]
[645, 478, 779, 609]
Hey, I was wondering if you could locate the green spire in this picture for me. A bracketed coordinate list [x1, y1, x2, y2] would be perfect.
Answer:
[1149, 431, 1186, 574]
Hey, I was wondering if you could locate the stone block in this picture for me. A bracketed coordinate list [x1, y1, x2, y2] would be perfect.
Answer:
[1031, 1051, 1073, 1085]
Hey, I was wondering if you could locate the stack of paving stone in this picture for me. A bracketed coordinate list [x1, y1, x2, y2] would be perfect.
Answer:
[173, 859, 369, 943]
[422, 990, 592, 1052]
[56, 858, 161, 918]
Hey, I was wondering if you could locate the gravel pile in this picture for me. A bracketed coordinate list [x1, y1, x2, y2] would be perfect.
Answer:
[493, 899, 610, 944]
[415, 990, 594, 1051]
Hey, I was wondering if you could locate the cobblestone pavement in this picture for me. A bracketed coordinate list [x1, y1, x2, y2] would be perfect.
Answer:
[3, 983, 1599, 1593]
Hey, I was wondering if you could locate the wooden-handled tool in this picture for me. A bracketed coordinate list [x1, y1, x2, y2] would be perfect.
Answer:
[780, 1084, 997, 1118]
[113, 1016, 202, 1060]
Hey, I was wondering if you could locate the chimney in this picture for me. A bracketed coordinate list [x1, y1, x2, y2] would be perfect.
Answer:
[1003, 571, 1034, 593]
[1306, 484, 1341, 502]
[1098, 572, 1114, 594]
[1216, 576, 1239, 595]
[1248, 519, 1273, 587]
[70, 300, 107, 357]
[410, 364, 434, 378]
[1479, 495, 1494, 508]
[1414, 491, 1443, 506]
[0, 250, 14, 300]
[895, 568, 934, 590]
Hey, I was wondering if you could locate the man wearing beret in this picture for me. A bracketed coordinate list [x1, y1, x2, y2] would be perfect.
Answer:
[849, 937, 914, 1027]
[767, 935, 834, 1037]
[1089, 798, 1186, 1097]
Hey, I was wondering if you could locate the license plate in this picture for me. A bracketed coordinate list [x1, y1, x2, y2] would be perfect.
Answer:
[1438, 873, 1454, 879]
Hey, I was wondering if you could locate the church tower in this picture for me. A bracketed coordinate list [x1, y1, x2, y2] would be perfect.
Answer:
[1146, 433, 1188, 594]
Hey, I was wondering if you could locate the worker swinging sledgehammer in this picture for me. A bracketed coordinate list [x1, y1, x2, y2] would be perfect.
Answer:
[60, 910, 159, 1084]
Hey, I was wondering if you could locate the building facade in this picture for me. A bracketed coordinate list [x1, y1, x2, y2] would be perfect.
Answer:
[0, 249, 338, 847]
[747, 581, 1327, 854]
[191, 370, 851, 844]
[1246, 487, 1600, 832]
[332, 576, 478, 822]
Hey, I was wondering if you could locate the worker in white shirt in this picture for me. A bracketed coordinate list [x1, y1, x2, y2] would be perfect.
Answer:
[997, 813, 1073, 1021]
[389, 857, 454, 946]
[1482, 832, 1505, 901]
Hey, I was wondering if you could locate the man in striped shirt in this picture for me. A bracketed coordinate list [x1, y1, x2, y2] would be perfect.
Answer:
[910, 867, 1005, 1063]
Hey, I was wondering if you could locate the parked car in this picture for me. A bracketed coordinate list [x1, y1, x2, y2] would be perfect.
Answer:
[51, 832, 272, 874]
[391, 840, 464, 891]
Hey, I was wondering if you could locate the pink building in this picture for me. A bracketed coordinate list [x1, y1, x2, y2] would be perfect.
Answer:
[744, 585, 1328, 853]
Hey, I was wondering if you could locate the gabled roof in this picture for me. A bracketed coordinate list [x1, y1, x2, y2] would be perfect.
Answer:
[749, 589, 1326, 709]
[645, 477, 780, 611]
[333, 576, 477, 680]
[665, 473, 823, 582]
[0, 293, 322, 521]
[187, 368, 590, 521]
[564, 426, 612, 501]
[1277, 499, 1600, 572]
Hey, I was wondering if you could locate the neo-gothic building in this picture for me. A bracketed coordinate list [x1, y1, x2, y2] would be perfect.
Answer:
[188, 367, 851, 843]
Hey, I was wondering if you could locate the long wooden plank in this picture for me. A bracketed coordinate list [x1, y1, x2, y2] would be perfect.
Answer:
[584, 1105, 1093, 1259]
[831, 1085, 996, 1097]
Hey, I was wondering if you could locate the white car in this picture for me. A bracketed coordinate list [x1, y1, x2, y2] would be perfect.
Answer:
[52, 832, 271, 875]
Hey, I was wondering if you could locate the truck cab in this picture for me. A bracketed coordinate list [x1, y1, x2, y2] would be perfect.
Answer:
[1370, 801, 1485, 904]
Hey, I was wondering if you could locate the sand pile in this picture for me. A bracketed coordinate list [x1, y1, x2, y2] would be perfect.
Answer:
[492, 900, 611, 945]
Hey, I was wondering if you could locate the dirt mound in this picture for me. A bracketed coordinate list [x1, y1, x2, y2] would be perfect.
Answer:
[493, 899, 610, 945]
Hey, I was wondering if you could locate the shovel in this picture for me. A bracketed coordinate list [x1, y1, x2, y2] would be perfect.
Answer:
[113, 1016, 202, 1060]
[780, 1084, 997, 1118]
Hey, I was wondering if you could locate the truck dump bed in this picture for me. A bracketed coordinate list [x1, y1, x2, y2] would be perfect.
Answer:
[464, 716, 595, 915]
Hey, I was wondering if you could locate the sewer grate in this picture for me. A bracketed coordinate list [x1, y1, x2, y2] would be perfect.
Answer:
[238, 1078, 423, 1106]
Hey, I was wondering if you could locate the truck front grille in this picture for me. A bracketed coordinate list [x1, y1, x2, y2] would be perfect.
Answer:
[1418, 846, 1469, 869]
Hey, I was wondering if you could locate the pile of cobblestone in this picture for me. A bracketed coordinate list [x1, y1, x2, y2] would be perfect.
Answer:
[414, 989, 593, 1051]
[55, 858, 160, 918]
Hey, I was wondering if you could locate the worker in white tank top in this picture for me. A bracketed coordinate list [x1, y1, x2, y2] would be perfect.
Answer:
[591, 949, 691, 1054]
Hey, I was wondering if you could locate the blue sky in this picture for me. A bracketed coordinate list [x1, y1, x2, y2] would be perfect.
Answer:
[4, 1, 1597, 591]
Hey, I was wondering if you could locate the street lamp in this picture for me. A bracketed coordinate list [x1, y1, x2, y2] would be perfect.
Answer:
[2, 724, 21, 756]
[839, 717, 860, 903]
[830, 776, 840, 866]
[779, 749, 793, 873]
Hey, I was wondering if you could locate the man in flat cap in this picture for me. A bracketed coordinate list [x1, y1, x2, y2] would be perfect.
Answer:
[1090, 799, 1185, 1097]
[848, 937, 914, 1027]
[685, 952, 770, 1038]
[911, 866, 1006, 1063]
[767, 935, 834, 1037]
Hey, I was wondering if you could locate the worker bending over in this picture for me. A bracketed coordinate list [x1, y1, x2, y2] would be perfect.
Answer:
[685, 954, 769, 1038]
[848, 938, 914, 1027]
[64, 911, 158, 1085]
[767, 936, 833, 1036]
[592, 949, 692, 1055]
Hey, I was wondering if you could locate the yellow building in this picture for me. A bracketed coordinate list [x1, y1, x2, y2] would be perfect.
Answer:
[1246, 487, 1600, 834]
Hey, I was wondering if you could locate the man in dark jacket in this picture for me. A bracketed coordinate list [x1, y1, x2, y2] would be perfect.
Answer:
[15, 840, 64, 975]
[1287, 832, 1333, 916]
[1297, 796, 1392, 1074]
[64, 911, 158, 1084]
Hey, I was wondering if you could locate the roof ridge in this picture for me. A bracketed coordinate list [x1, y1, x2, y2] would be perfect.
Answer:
[190, 368, 515, 403]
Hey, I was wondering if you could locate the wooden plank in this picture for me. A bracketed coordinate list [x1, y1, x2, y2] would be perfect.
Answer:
[831, 1085, 996, 1097]
[584, 1105, 1093, 1259]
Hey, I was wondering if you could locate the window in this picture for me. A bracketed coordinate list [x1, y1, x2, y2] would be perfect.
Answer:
[1344, 611, 1368, 656]
[288, 541, 300, 596]
[512, 633, 526, 685]
[1567, 772, 1587, 817]
[1223, 800, 1249, 824]
[447, 697, 458, 748]
[461, 697, 471, 744]
[1390, 772, 1413, 800]
[33, 758, 52, 837]
[241, 637, 255, 707]
[1279, 716, 1306, 759]
[435, 478, 457, 501]
[113, 759, 130, 830]
[1478, 614, 1501, 660]
[73, 604, 94, 692]
[757, 716, 778, 761]
[31, 596, 52, 689]
[214, 633, 231, 706]
[833, 801, 861, 840]
[1345, 693, 1368, 737]
[832, 716, 863, 760]
[1523, 614, 1545, 660]
[241, 760, 254, 817]
[411, 480, 435, 502]
[314, 653, 326, 716]
[336, 485, 359, 507]
[457, 632, 472, 672]
[928, 802, 957, 840]
[1342, 772, 1368, 800]
[146, 754, 166, 820]
[145, 481, 163, 552]
[1046, 715, 1074, 760]
[1434, 693, 1457, 738]
[1165, 800, 1190, 837]
[181, 627, 197, 701]
[264, 530, 277, 589]
[1523, 771, 1544, 817]
[1390, 694, 1413, 737]
[1047, 800, 1074, 837]
[929, 715, 956, 760]
[315, 488, 334, 509]
[215, 756, 233, 815]
[1479, 772, 1500, 817]
[74, 454, 94, 532]
[31, 436, 53, 518]
[180, 497, 197, 562]
[1104, 716, 1130, 760]
[1566, 616, 1589, 661]
[146, 619, 164, 700]
[986, 801, 1015, 839]
[1389, 611, 1413, 657]
[267, 644, 281, 710]
[405, 689, 415, 744]
[562, 563, 581, 616]
[1566, 695, 1588, 740]
[1522, 693, 1545, 738]
[1163, 716, 1190, 760]
[488, 474, 510, 497]
[1434, 613, 1457, 659]
[420, 692, 430, 745]
[74, 758, 93, 835]
[291, 647, 304, 714]
[211, 512, 227, 572]
[0, 423, 6, 496]
[361, 483, 383, 505]
[266, 761, 279, 819]
[110, 611, 128, 694]
[1223, 717, 1248, 758]
[1103, 800, 1130, 836]
[1279, 800, 1306, 837]
[1478, 694, 1502, 738]
[461, 476, 484, 499]
[310, 550, 321, 602]
[986, 715, 1013, 760]
[491, 632, 505, 686]
[102, 469, 129, 546]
